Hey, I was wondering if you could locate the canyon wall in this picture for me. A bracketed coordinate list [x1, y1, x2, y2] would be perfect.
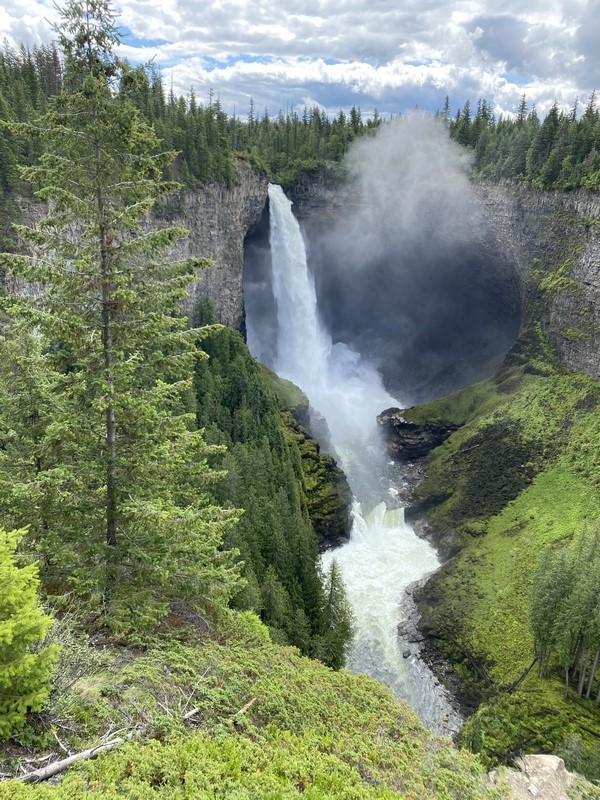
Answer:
[475, 182, 600, 380]
[164, 160, 268, 331]
[8, 165, 598, 383]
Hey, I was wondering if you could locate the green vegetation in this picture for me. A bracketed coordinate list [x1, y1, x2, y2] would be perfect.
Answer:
[409, 356, 600, 776]
[531, 528, 600, 696]
[446, 94, 600, 190]
[0, 528, 58, 739]
[194, 322, 352, 663]
[0, 0, 241, 634]
[0, 612, 502, 799]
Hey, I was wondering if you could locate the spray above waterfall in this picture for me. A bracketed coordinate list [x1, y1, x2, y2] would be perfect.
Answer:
[299, 116, 520, 402]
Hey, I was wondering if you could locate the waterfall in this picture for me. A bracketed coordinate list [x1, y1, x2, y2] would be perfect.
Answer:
[253, 183, 460, 733]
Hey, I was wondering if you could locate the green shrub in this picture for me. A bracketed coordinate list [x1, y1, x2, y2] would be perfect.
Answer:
[0, 528, 58, 739]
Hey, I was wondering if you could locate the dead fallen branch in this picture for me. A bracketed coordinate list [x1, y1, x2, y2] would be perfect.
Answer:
[18, 737, 126, 784]
[232, 698, 256, 717]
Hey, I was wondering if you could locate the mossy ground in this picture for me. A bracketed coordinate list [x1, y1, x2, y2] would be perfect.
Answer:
[408, 359, 600, 774]
[0, 613, 501, 799]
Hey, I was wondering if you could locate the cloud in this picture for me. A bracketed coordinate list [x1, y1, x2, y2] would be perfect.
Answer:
[1, 0, 596, 119]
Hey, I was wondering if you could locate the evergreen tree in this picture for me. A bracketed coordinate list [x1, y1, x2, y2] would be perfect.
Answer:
[531, 527, 600, 699]
[0, 527, 58, 740]
[0, 0, 241, 631]
[530, 548, 573, 675]
[314, 560, 354, 670]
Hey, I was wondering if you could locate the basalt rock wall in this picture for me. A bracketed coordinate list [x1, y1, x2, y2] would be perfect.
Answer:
[474, 181, 599, 380]
[163, 160, 268, 331]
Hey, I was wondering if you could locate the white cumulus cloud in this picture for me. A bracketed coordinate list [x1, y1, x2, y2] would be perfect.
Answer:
[1, 0, 597, 119]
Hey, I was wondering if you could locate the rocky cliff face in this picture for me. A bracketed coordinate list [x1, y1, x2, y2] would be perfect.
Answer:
[8, 167, 598, 382]
[8, 160, 269, 334]
[475, 181, 600, 381]
[160, 160, 268, 331]
[376, 408, 458, 461]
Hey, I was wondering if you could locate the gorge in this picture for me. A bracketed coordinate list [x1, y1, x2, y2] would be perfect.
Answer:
[248, 182, 460, 734]
[181, 119, 599, 770]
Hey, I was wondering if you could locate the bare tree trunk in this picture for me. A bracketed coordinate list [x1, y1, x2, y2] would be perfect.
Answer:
[94, 130, 117, 555]
[92, 115, 118, 613]
[504, 657, 539, 694]
[586, 648, 600, 699]
[578, 645, 589, 697]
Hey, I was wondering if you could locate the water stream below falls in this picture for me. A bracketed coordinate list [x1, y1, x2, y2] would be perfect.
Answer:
[246, 183, 462, 735]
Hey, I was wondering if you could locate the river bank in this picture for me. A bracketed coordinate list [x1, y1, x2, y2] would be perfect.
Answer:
[380, 355, 600, 777]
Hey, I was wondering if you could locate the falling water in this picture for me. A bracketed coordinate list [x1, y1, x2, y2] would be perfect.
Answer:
[249, 184, 460, 733]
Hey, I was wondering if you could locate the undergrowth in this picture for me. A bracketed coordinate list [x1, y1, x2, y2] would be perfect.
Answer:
[0, 612, 502, 799]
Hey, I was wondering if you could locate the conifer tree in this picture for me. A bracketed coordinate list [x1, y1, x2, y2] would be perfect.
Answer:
[314, 560, 354, 670]
[0, 0, 240, 631]
[0, 527, 58, 739]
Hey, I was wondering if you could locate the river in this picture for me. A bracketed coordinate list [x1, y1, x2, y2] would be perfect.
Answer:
[246, 183, 461, 735]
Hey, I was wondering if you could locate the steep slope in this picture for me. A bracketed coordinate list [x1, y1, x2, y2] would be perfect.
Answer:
[0, 613, 502, 799]
[394, 358, 600, 775]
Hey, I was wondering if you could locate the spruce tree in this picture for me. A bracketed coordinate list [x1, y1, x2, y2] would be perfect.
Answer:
[0, 0, 241, 631]
[0, 527, 58, 740]
[314, 560, 354, 670]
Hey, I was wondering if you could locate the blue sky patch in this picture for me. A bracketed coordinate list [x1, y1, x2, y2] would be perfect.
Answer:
[501, 72, 531, 87]
[120, 26, 169, 48]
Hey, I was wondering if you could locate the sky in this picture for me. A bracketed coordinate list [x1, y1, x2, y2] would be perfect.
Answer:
[1, 0, 599, 120]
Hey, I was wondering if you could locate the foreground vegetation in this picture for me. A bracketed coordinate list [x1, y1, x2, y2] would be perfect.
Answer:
[0, 0, 349, 748]
[0, 611, 506, 799]
[408, 339, 600, 778]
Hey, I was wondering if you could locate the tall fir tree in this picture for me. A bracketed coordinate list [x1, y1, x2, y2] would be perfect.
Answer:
[314, 560, 354, 670]
[0, 0, 241, 632]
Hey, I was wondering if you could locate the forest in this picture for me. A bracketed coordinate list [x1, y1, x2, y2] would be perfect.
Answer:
[1, 36, 599, 200]
[0, 0, 599, 795]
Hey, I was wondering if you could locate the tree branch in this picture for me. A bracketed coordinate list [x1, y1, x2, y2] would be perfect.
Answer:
[17, 738, 126, 784]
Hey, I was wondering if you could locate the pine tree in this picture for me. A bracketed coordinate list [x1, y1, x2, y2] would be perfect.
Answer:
[0, 527, 58, 740]
[0, 0, 241, 631]
[314, 560, 354, 670]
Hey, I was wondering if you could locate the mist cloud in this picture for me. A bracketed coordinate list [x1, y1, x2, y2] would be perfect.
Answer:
[301, 117, 520, 401]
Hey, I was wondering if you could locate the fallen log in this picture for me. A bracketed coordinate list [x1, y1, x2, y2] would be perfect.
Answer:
[18, 737, 126, 784]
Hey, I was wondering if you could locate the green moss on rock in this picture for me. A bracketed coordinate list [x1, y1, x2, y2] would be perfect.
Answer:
[282, 412, 352, 547]
[406, 358, 600, 775]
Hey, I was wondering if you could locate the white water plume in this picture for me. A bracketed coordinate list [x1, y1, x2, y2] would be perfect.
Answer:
[257, 183, 461, 733]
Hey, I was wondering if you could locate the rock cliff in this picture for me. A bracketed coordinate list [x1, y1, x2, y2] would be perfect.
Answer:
[158, 159, 268, 331]
[475, 181, 600, 381]
[376, 407, 458, 461]
[8, 167, 598, 382]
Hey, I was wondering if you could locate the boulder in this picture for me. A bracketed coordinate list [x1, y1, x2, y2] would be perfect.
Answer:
[376, 408, 458, 461]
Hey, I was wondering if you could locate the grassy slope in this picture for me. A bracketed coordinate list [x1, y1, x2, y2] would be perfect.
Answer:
[0, 613, 502, 799]
[407, 359, 600, 770]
